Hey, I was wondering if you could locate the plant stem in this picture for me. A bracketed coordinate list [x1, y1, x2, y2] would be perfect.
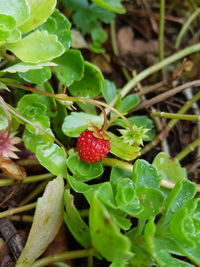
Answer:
[0, 173, 55, 186]
[9, 215, 33, 223]
[175, 8, 200, 49]
[102, 157, 199, 191]
[150, 112, 200, 121]
[31, 248, 95, 267]
[159, 0, 165, 61]
[175, 138, 200, 161]
[104, 43, 200, 113]
[19, 180, 49, 206]
[102, 158, 133, 172]
[140, 90, 200, 155]
[134, 80, 200, 111]
[17, 158, 39, 166]
[0, 202, 36, 219]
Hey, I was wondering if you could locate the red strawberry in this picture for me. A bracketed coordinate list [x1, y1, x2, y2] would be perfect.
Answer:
[76, 129, 110, 163]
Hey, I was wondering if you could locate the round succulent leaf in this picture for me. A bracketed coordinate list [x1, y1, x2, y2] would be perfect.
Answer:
[69, 61, 104, 98]
[132, 159, 162, 189]
[19, 0, 56, 33]
[91, 0, 125, 14]
[62, 112, 103, 137]
[7, 31, 65, 63]
[53, 49, 84, 87]
[18, 67, 51, 84]
[136, 186, 164, 219]
[0, 0, 30, 27]
[5, 27, 21, 43]
[23, 129, 54, 153]
[67, 154, 103, 181]
[36, 143, 68, 177]
[152, 152, 187, 183]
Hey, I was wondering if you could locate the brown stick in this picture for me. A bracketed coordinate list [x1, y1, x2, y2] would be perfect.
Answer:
[134, 80, 200, 111]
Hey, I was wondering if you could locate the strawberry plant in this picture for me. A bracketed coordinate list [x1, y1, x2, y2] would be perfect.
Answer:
[0, 0, 200, 267]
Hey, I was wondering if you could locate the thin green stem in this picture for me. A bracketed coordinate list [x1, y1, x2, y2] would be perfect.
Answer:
[159, 0, 165, 61]
[102, 157, 200, 191]
[0, 202, 36, 219]
[0, 173, 55, 186]
[105, 43, 200, 113]
[19, 180, 49, 206]
[150, 112, 200, 121]
[9, 215, 33, 223]
[141, 90, 200, 155]
[32, 248, 95, 267]
[175, 138, 200, 161]
[175, 8, 200, 49]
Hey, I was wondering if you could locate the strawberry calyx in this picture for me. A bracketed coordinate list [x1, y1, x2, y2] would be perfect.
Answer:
[87, 124, 110, 140]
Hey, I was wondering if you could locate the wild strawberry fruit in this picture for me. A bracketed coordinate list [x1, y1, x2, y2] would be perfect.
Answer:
[76, 129, 110, 163]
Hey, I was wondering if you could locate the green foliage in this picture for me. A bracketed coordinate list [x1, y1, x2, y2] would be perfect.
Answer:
[67, 154, 103, 181]
[62, 0, 115, 52]
[69, 61, 104, 98]
[153, 152, 187, 182]
[1, 1, 199, 267]
[7, 31, 65, 63]
[53, 49, 84, 86]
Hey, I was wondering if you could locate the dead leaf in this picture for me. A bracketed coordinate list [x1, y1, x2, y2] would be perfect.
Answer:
[0, 157, 26, 180]
[117, 26, 158, 55]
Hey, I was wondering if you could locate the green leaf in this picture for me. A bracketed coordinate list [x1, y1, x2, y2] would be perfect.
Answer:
[36, 83, 57, 118]
[51, 9, 71, 50]
[0, 0, 30, 27]
[90, 3, 115, 24]
[108, 132, 141, 161]
[144, 219, 194, 267]
[16, 175, 64, 267]
[67, 154, 103, 181]
[136, 186, 164, 219]
[52, 103, 67, 142]
[36, 143, 68, 177]
[101, 79, 117, 104]
[53, 49, 84, 87]
[7, 30, 65, 63]
[132, 159, 162, 189]
[18, 67, 51, 84]
[62, 112, 103, 137]
[153, 152, 187, 183]
[91, 0, 125, 14]
[23, 129, 54, 153]
[2, 62, 57, 73]
[117, 94, 140, 114]
[170, 198, 200, 248]
[162, 179, 197, 225]
[19, 0, 56, 33]
[128, 115, 155, 141]
[89, 194, 132, 263]
[0, 107, 8, 130]
[64, 190, 90, 248]
[17, 94, 50, 134]
[0, 14, 16, 41]
[110, 167, 133, 193]
[69, 61, 104, 98]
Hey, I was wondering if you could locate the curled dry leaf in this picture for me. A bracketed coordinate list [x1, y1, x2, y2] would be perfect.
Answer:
[0, 156, 26, 180]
